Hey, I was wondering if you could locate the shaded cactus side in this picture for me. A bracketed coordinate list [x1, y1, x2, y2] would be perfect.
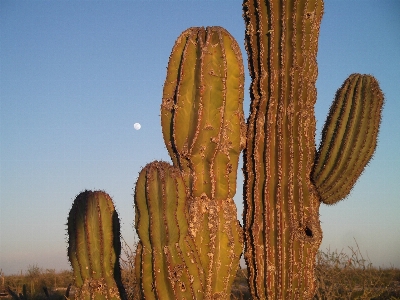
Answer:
[242, 0, 384, 299]
[67, 190, 126, 300]
[134, 161, 204, 299]
[160, 26, 245, 299]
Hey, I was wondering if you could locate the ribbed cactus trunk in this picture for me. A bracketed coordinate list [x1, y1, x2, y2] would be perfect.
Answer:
[161, 27, 245, 299]
[243, 0, 324, 298]
[242, 0, 384, 299]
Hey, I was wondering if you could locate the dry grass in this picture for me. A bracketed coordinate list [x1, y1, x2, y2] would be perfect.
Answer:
[119, 240, 400, 299]
[1, 266, 72, 300]
[314, 241, 400, 300]
[119, 237, 140, 300]
[2, 240, 399, 300]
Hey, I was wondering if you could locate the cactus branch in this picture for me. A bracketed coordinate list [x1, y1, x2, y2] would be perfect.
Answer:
[312, 74, 384, 204]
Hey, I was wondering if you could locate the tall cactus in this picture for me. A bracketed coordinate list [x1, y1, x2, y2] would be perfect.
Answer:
[67, 190, 126, 300]
[161, 26, 245, 299]
[242, 0, 384, 299]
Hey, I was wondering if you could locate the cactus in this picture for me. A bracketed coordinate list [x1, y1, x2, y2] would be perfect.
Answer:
[161, 26, 247, 194]
[67, 190, 125, 300]
[160, 26, 245, 298]
[312, 74, 384, 204]
[242, 0, 384, 299]
[67, 26, 246, 300]
[134, 161, 204, 299]
[66, 2, 384, 300]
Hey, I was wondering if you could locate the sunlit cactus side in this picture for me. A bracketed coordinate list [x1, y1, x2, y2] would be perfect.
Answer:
[312, 74, 384, 204]
[67, 190, 125, 300]
[134, 161, 204, 299]
[160, 26, 245, 298]
[243, 0, 324, 298]
[243, 0, 384, 299]
[161, 26, 247, 194]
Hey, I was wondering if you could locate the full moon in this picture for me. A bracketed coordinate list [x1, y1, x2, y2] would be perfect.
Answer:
[134, 123, 141, 130]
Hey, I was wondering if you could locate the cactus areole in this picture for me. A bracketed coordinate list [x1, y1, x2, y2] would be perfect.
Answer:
[242, 0, 383, 299]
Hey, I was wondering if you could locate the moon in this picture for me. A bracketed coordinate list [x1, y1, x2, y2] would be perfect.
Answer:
[134, 123, 141, 130]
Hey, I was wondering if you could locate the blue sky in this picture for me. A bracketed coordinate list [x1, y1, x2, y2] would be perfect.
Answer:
[1, 0, 399, 275]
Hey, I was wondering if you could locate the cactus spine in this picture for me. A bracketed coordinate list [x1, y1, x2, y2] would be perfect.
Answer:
[67, 190, 125, 300]
[243, 0, 383, 299]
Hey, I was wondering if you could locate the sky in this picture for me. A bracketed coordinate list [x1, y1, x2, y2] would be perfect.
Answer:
[1, 0, 399, 275]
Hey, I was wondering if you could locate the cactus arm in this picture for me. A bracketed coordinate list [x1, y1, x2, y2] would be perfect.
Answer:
[243, 0, 324, 298]
[312, 74, 384, 204]
[190, 28, 225, 198]
[213, 31, 246, 200]
[146, 162, 178, 297]
[67, 191, 124, 300]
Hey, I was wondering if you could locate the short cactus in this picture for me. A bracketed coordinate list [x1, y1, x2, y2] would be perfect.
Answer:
[242, 0, 384, 299]
[134, 161, 204, 299]
[67, 190, 125, 300]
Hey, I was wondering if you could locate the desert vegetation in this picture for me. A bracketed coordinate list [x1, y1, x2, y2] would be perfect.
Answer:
[2, 241, 399, 300]
[1, 265, 72, 300]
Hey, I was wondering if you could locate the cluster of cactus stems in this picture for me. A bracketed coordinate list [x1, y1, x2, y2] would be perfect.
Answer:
[134, 26, 245, 299]
[66, 1, 384, 299]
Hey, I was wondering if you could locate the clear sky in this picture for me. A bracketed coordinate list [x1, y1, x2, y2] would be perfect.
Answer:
[1, 0, 399, 275]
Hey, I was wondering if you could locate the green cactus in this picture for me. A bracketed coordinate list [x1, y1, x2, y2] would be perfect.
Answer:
[161, 26, 247, 194]
[134, 161, 204, 299]
[66, 2, 384, 300]
[67, 190, 126, 300]
[312, 74, 384, 204]
[67, 26, 246, 300]
[160, 26, 245, 299]
[242, 0, 384, 299]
